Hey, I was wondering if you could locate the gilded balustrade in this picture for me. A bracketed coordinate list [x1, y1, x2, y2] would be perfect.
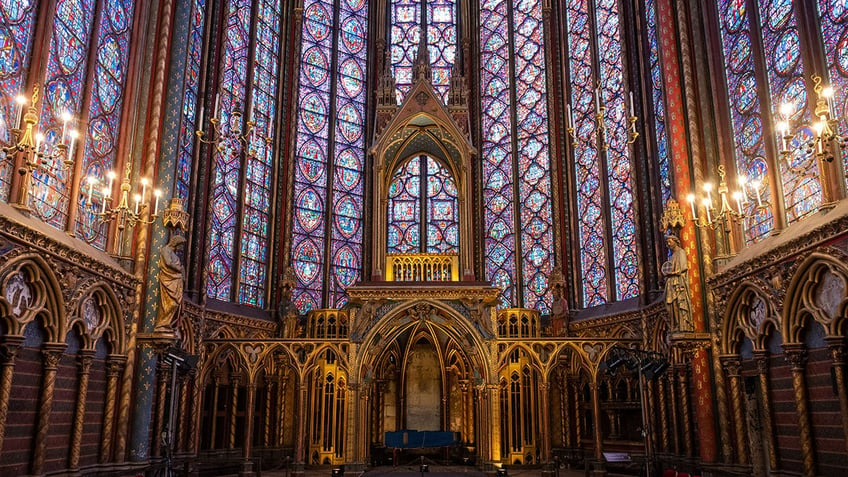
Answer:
[386, 253, 459, 282]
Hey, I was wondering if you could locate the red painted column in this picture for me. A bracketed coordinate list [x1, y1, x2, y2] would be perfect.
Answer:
[656, 0, 717, 463]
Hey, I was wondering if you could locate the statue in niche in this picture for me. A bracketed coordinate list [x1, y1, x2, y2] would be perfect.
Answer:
[275, 267, 299, 338]
[663, 234, 694, 332]
[155, 235, 186, 334]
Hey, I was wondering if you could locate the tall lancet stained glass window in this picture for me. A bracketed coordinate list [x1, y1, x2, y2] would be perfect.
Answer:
[817, 0, 848, 181]
[390, 0, 457, 103]
[21, 0, 137, 243]
[480, 0, 555, 312]
[291, 0, 368, 313]
[564, 0, 639, 307]
[0, 0, 39, 201]
[206, 0, 282, 307]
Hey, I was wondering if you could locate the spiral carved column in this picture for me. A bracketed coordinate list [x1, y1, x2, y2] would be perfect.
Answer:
[278, 373, 288, 447]
[825, 338, 848, 456]
[784, 345, 815, 477]
[0, 338, 23, 453]
[264, 376, 274, 446]
[189, 371, 202, 453]
[754, 352, 778, 471]
[571, 378, 581, 445]
[242, 382, 257, 468]
[667, 372, 680, 454]
[229, 376, 241, 450]
[560, 371, 570, 448]
[591, 381, 603, 461]
[177, 373, 190, 452]
[720, 356, 747, 465]
[69, 352, 94, 470]
[153, 360, 171, 458]
[101, 356, 125, 463]
[658, 373, 669, 453]
[647, 378, 659, 455]
[677, 365, 693, 457]
[31, 345, 65, 475]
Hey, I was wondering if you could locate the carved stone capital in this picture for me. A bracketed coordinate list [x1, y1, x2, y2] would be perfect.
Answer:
[753, 351, 770, 375]
[42, 344, 66, 370]
[825, 337, 847, 363]
[782, 344, 807, 370]
[77, 351, 95, 374]
[719, 356, 742, 377]
[0, 338, 23, 364]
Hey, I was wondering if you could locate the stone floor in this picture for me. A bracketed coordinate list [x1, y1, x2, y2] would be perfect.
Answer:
[259, 465, 586, 477]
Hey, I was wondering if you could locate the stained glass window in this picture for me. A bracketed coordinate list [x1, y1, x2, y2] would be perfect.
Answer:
[207, 0, 252, 303]
[715, 0, 835, 243]
[645, 0, 672, 205]
[427, 0, 456, 102]
[481, 0, 554, 312]
[175, 0, 207, 202]
[30, 0, 98, 230]
[238, 0, 282, 307]
[817, 0, 848, 182]
[0, 0, 39, 201]
[206, 0, 282, 308]
[391, 0, 456, 104]
[563, 0, 639, 306]
[758, 0, 821, 224]
[75, 0, 137, 249]
[387, 155, 459, 255]
[291, 0, 368, 313]
[716, 0, 774, 242]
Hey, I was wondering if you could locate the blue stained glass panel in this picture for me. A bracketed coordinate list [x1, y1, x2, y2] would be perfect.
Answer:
[717, 0, 775, 242]
[757, 0, 821, 224]
[645, 0, 672, 204]
[0, 0, 39, 200]
[817, 0, 848, 181]
[176, 0, 207, 202]
[206, 0, 252, 301]
[76, 0, 136, 250]
[31, 0, 97, 230]
[391, 0, 421, 103]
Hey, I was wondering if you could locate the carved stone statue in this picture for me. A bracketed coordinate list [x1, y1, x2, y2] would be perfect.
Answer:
[154, 235, 186, 333]
[663, 234, 693, 332]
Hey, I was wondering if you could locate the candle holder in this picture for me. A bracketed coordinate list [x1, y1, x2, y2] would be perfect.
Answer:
[687, 165, 765, 230]
[565, 85, 639, 150]
[87, 164, 163, 233]
[1, 85, 79, 209]
[775, 74, 847, 165]
[196, 102, 260, 153]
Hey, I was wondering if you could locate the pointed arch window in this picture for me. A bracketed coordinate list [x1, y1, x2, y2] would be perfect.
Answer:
[564, 0, 639, 307]
[206, 0, 283, 307]
[387, 155, 459, 254]
[480, 0, 554, 313]
[645, 0, 673, 205]
[390, 0, 457, 103]
[291, 0, 369, 313]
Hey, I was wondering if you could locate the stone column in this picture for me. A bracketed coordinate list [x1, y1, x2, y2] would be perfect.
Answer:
[0, 338, 23, 452]
[31, 344, 66, 475]
[825, 338, 848, 456]
[189, 371, 202, 454]
[264, 376, 274, 447]
[658, 374, 669, 453]
[294, 381, 308, 466]
[668, 372, 680, 454]
[153, 360, 171, 458]
[277, 373, 289, 447]
[101, 356, 126, 463]
[754, 351, 778, 471]
[210, 374, 222, 449]
[570, 379, 581, 446]
[559, 371, 570, 448]
[540, 381, 551, 462]
[783, 345, 815, 477]
[591, 381, 603, 460]
[229, 376, 241, 450]
[677, 365, 693, 457]
[69, 351, 95, 470]
[241, 382, 257, 476]
[721, 356, 747, 465]
[177, 373, 190, 453]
